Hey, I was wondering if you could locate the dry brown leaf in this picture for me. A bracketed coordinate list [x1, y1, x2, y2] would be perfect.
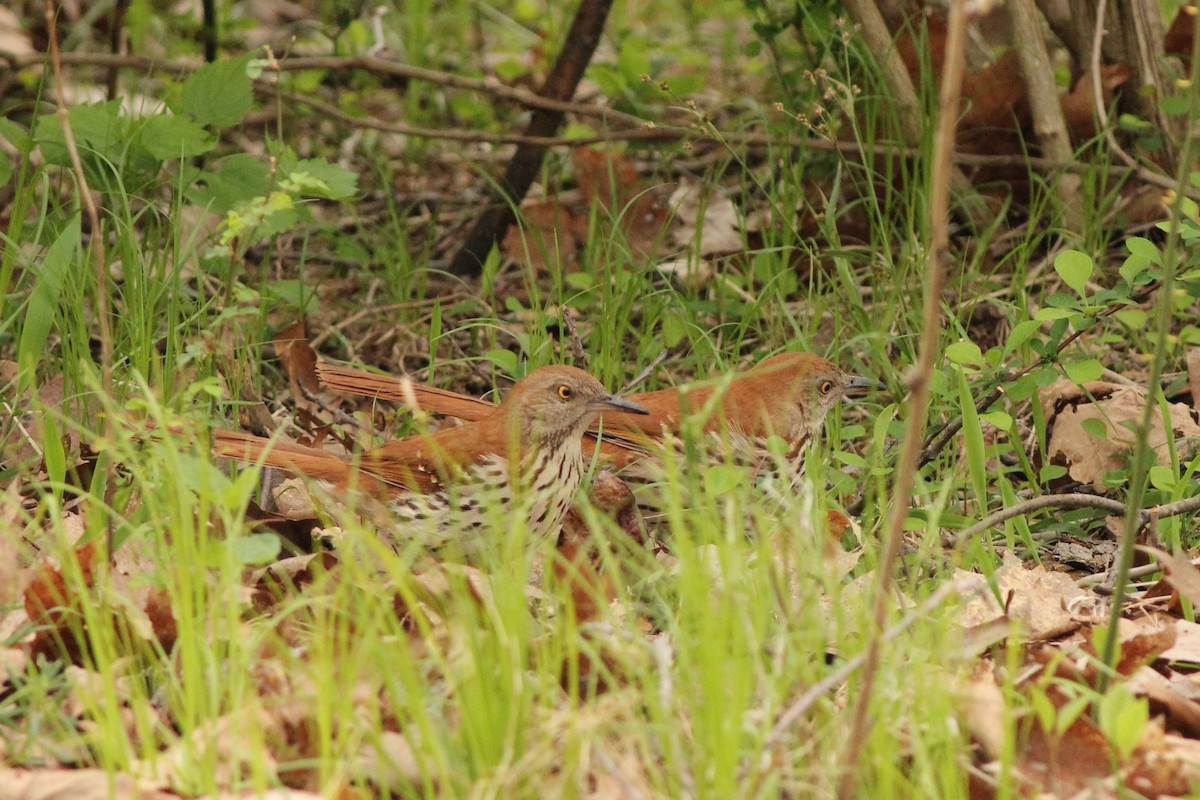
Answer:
[667, 179, 743, 256]
[1187, 348, 1200, 409]
[1127, 666, 1200, 737]
[1042, 379, 1200, 490]
[956, 551, 1099, 639]
[1143, 546, 1200, 611]
[958, 661, 1007, 758]
[351, 732, 423, 792]
[1158, 617, 1200, 665]
[0, 768, 174, 800]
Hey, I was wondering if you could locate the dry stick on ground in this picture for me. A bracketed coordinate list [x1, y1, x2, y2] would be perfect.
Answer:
[447, 0, 615, 277]
[836, 1, 968, 796]
[955, 493, 1200, 552]
[1008, 0, 1083, 231]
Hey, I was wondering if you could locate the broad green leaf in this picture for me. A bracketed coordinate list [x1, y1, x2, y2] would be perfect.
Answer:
[1054, 250, 1093, 296]
[704, 465, 744, 495]
[18, 215, 81, 390]
[483, 349, 519, 376]
[1039, 464, 1068, 483]
[1004, 319, 1043, 354]
[980, 411, 1013, 429]
[140, 114, 216, 159]
[1035, 307, 1077, 321]
[945, 340, 984, 367]
[186, 154, 272, 214]
[178, 55, 253, 128]
[1119, 254, 1150, 285]
[229, 533, 282, 565]
[1149, 465, 1177, 491]
[1081, 417, 1108, 440]
[1114, 308, 1147, 329]
[1064, 358, 1104, 384]
[1125, 236, 1161, 264]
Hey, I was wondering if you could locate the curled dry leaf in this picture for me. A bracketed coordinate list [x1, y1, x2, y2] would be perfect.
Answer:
[1041, 379, 1200, 491]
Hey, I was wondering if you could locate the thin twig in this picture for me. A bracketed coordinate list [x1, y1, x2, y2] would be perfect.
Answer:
[44, 1, 115, 556]
[837, 0, 968, 794]
[953, 493, 1129, 545]
[620, 350, 668, 395]
[560, 306, 588, 369]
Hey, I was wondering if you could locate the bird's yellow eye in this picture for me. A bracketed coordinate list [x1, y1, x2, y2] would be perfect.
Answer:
[818, 380, 834, 395]
[557, 384, 573, 400]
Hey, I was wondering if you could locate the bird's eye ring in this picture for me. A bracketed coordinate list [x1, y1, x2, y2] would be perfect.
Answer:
[818, 380, 834, 395]
[557, 384, 573, 400]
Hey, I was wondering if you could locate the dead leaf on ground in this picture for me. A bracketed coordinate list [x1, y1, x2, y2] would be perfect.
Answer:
[1042, 379, 1200, 490]
[1186, 347, 1200, 408]
[0, 768, 174, 800]
[667, 178, 743, 257]
[956, 551, 1100, 639]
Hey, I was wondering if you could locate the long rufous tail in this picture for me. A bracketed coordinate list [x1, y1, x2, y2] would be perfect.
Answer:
[211, 429, 354, 484]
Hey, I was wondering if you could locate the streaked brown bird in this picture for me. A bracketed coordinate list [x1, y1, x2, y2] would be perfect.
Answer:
[214, 365, 648, 547]
[316, 352, 878, 479]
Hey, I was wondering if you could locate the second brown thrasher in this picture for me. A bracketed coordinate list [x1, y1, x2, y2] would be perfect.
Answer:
[316, 352, 878, 479]
[214, 365, 649, 547]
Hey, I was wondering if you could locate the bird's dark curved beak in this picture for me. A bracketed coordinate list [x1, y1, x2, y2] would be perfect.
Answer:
[844, 376, 885, 399]
[594, 394, 650, 415]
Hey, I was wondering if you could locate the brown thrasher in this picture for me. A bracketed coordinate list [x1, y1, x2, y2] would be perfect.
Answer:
[214, 365, 648, 546]
[316, 352, 877, 478]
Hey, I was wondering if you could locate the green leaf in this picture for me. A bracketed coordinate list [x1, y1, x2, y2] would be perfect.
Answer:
[1035, 307, 1077, 321]
[1113, 308, 1147, 329]
[186, 153, 273, 214]
[140, 114, 216, 159]
[229, 533, 282, 565]
[1039, 464, 1068, 483]
[1054, 250, 1094, 296]
[1125, 236, 1161, 264]
[282, 159, 357, 200]
[945, 340, 984, 367]
[1081, 417, 1108, 440]
[980, 410, 1013, 429]
[1148, 465, 1177, 491]
[1004, 319, 1043, 354]
[178, 54, 253, 128]
[18, 215, 81, 391]
[704, 464, 745, 495]
[483, 349, 519, 377]
[1064, 358, 1104, 384]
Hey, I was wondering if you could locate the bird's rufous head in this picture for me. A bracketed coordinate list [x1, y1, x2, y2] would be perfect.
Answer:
[498, 365, 649, 446]
[740, 352, 879, 440]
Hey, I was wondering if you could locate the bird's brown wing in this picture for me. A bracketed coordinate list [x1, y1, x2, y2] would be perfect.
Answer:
[316, 362, 496, 421]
